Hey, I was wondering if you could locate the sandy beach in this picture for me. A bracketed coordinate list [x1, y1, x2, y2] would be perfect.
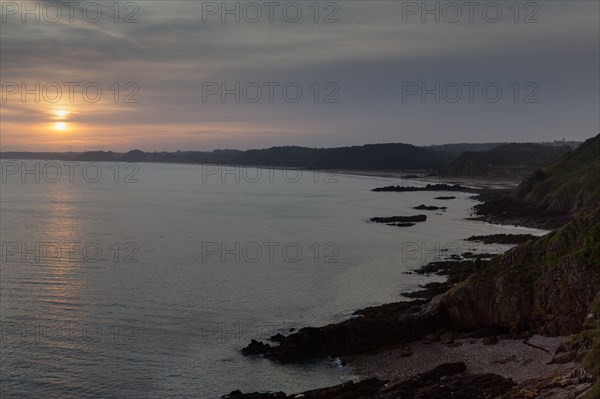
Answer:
[347, 335, 577, 384]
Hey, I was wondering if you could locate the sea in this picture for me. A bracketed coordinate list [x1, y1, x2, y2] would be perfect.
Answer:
[0, 161, 546, 398]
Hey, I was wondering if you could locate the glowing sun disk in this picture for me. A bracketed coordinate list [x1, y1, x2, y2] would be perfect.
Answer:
[54, 122, 67, 131]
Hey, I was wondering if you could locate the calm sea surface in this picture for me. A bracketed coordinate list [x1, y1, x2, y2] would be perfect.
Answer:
[0, 161, 545, 398]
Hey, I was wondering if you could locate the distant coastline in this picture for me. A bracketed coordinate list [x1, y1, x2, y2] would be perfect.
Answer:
[3, 140, 574, 187]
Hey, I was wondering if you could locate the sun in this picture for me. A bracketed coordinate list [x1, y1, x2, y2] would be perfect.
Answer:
[54, 122, 68, 131]
[55, 109, 69, 118]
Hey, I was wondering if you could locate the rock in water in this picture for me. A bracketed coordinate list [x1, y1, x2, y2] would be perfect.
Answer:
[241, 339, 271, 356]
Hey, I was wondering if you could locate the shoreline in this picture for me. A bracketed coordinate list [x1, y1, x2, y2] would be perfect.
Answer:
[0, 157, 521, 189]
[231, 246, 594, 398]
[228, 183, 596, 398]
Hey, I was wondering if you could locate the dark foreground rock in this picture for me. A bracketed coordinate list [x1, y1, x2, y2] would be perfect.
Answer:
[370, 215, 427, 223]
[270, 333, 286, 343]
[465, 233, 538, 245]
[385, 363, 514, 399]
[372, 183, 478, 193]
[223, 379, 384, 399]
[434, 196, 456, 200]
[223, 362, 515, 399]
[250, 299, 446, 362]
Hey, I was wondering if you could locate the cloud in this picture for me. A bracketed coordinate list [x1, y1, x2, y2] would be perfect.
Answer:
[1, 0, 598, 150]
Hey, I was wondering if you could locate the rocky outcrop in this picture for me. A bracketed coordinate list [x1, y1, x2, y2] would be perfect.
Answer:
[222, 362, 515, 399]
[442, 210, 600, 336]
[385, 363, 514, 399]
[370, 215, 427, 223]
[256, 299, 447, 362]
[242, 340, 271, 356]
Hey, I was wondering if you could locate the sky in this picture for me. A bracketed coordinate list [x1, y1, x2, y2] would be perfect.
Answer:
[1, 0, 599, 151]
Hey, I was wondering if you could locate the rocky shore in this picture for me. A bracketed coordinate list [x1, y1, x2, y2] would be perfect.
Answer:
[234, 209, 599, 398]
[364, 176, 572, 231]
[228, 135, 600, 398]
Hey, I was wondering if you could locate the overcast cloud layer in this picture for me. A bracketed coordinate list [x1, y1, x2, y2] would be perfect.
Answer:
[1, 0, 598, 151]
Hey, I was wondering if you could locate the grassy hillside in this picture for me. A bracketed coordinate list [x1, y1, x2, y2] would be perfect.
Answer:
[440, 143, 572, 180]
[515, 134, 600, 213]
